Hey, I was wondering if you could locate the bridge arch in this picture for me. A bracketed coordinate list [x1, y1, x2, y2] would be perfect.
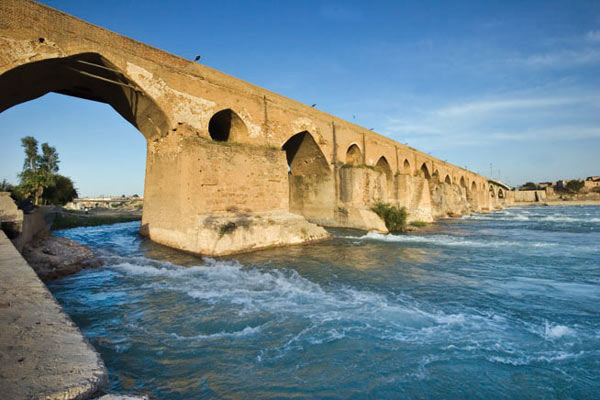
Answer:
[403, 159, 411, 174]
[345, 144, 362, 166]
[444, 174, 452, 184]
[489, 185, 496, 198]
[498, 188, 504, 199]
[375, 156, 393, 200]
[419, 162, 431, 179]
[0, 52, 170, 140]
[208, 109, 247, 142]
[282, 131, 334, 222]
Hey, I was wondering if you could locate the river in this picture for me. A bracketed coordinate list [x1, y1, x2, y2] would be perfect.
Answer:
[47, 206, 600, 399]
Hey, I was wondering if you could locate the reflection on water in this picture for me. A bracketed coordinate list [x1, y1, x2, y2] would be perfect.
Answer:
[49, 206, 600, 399]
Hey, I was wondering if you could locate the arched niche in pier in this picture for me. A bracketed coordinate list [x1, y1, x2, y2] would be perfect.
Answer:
[282, 131, 334, 222]
[345, 144, 362, 166]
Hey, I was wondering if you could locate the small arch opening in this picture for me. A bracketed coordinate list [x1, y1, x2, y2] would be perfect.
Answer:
[471, 181, 477, 192]
[403, 159, 411, 174]
[489, 185, 495, 197]
[460, 176, 467, 188]
[498, 188, 504, 199]
[419, 163, 431, 179]
[444, 175, 452, 184]
[208, 109, 247, 142]
[346, 144, 362, 166]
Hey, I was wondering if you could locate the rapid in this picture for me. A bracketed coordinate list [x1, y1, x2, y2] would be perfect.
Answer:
[48, 206, 600, 399]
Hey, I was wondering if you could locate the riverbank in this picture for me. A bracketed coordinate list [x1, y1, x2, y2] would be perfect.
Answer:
[513, 199, 600, 207]
[51, 208, 142, 230]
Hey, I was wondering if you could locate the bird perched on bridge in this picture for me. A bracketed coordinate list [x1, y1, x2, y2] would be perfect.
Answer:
[194, 55, 201, 62]
[311, 104, 317, 107]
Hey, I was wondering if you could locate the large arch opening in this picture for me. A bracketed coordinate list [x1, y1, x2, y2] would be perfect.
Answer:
[208, 109, 247, 142]
[0, 52, 169, 140]
[375, 156, 393, 201]
[282, 131, 334, 222]
[345, 144, 362, 166]
[0, 52, 173, 237]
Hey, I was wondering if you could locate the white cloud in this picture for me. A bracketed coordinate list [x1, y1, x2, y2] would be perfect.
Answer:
[435, 96, 588, 117]
[381, 92, 600, 150]
[586, 30, 600, 42]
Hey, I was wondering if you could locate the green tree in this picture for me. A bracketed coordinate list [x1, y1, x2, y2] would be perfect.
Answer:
[42, 175, 78, 205]
[18, 136, 61, 205]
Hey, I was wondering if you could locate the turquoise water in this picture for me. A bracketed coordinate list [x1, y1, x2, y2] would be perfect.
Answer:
[48, 206, 600, 399]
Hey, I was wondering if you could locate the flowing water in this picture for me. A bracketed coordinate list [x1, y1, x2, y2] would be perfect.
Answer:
[47, 206, 600, 399]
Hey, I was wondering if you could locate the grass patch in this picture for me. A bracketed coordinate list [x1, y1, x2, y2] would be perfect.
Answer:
[409, 220, 428, 227]
[52, 213, 141, 230]
[371, 201, 407, 232]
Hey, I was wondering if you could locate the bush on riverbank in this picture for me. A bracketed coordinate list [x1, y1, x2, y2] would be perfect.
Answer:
[371, 201, 407, 232]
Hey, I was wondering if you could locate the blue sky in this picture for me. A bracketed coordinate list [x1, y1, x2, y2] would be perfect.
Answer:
[1, 0, 599, 195]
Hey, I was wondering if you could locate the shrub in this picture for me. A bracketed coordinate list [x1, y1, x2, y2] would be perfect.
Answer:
[371, 201, 407, 232]
[219, 221, 237, 237]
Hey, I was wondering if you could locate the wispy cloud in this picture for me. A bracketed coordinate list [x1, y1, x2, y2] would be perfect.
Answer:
[435, 96, 591, 117]
[382, 91, 600, 150]
[586, 30, 600, 42]
[513, 48, 600, 68]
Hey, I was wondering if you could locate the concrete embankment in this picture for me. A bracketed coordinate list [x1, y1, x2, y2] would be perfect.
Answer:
[0, 230, 107, 399]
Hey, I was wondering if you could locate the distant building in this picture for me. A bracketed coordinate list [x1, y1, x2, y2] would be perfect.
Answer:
[584, 176, 600, 189]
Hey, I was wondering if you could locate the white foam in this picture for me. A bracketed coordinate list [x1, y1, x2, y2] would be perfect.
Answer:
[168, 325, 263, 340]
[347, 231, 553, 249]
[544, 321, 575, 339]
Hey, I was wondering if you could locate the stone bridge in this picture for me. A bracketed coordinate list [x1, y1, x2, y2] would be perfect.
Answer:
[0, 0, 513, 255]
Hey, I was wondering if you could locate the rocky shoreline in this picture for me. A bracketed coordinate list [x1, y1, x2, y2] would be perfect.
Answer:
[22, 231, 103, 280]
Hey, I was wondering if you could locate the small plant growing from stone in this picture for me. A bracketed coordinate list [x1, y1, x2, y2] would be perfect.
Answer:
[219, 221, 237, 237]
[371, 201, 407, 232]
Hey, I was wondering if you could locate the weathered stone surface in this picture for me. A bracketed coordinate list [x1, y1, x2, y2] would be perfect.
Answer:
[22, 231, 103, 280]
[0, 230, 107, 399]
[146, 210, 330, 256]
